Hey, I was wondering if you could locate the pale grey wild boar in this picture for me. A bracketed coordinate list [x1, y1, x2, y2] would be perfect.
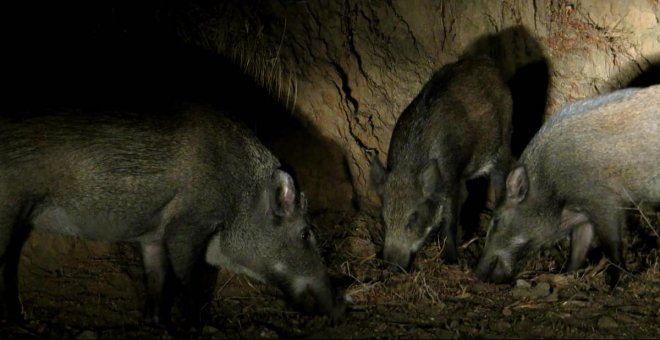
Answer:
[370, 57, 513, 269]
[476, 85, 660, 286]
[0, 105, 342, 324]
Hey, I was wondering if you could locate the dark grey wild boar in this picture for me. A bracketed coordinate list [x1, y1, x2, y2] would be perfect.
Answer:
[0, 105, 343, 325]
[370, 57, 513, 269]
[477, 85, 660, 286]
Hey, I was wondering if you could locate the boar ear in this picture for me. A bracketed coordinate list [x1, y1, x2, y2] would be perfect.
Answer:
[420, 161, 439, 200]
[506, 166, 529, 203]
[272, 170, 296, 217]
[367, 150, 387, 195]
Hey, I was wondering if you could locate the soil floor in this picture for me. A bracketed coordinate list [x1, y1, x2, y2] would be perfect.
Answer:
[1, 208, 658, 339]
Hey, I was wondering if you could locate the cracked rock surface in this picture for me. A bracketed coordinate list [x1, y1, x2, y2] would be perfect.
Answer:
[182, 0, 660, 212]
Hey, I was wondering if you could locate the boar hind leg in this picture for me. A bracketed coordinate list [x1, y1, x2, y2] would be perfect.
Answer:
[0, 217, 29, 322]
[165, 226, 217, 328]
[140, 240, 173, 325]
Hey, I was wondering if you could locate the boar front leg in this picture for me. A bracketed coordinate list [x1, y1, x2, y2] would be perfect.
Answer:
[567, 222, 594, 272]
[561, 207, 595, 273]
[140, 240, 173, 325]
[165, 223, 218, 328]
[440, 182, 466, 264]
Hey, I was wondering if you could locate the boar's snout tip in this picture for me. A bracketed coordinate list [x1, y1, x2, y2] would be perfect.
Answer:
[475, 257, 495, 281]
[476, 256, 513, 284]
[381, 246, 414, 272]
[287, 275, 344, 320]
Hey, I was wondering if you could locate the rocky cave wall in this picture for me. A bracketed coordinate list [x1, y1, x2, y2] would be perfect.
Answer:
[178, 0, 660, 213]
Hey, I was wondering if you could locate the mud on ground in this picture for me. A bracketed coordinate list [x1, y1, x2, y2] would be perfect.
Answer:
[1, 209, 659, 339]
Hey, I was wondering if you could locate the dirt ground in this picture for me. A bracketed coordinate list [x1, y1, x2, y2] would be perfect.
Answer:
[1, 207, 658, 339]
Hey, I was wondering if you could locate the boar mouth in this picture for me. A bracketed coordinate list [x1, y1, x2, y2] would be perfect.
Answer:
[381, 245, 416, 272]
[270, 272, 344, 319]
[476, 256, 514, 284]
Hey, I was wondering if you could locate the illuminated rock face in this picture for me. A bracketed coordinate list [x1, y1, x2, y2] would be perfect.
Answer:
[180, 0, 660, 212]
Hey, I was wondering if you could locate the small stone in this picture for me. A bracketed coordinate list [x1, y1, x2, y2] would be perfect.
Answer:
[530, 282, 551, 298]
[259, 328, 278, 338]
[203, 326, 220, 334]
[344, 294, 354, 304]
[512, 281, 551, 300]
[76, 330, 98, 340]
[544, 286, 559, 302]
[598, 315, 619, 329]
[515, 279, 531, 288]
[493, 320, 511, 332]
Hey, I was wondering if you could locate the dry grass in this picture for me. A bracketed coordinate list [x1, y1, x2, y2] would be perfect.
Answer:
[300, 205, 659, 336]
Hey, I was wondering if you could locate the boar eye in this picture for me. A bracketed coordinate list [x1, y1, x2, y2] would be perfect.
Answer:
[406, 212, 419, 230]
[301, 228, 310, 241]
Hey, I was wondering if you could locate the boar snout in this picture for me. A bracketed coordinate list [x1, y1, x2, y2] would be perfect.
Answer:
[382, 244, 414, 272]
[286, 274, 345, 320]
[476, 255, 513, 284]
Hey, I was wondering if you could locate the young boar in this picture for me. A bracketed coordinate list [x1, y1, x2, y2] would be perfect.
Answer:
[477, 86, 660, 286]
[0, 104, 343, 325]
[370, 57, 513, 269]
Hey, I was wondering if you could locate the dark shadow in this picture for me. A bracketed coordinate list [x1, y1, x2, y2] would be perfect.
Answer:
[458, 26, 550, 245]
[461, 25, 550, 158]
[0, 1, 353, 214]
[626, 64, 660, 88]
[507, 61, 551, 156]
[459, 177, 490, 245]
